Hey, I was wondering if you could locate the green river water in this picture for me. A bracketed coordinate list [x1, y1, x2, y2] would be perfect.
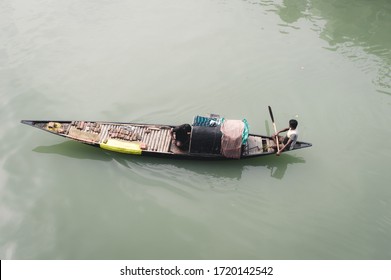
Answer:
[1, 0, 391, 259]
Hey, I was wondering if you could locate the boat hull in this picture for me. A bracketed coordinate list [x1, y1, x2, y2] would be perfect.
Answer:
[21, 120, 312, 160]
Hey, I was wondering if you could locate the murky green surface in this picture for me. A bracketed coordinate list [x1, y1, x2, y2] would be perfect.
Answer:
[1, 0, 390, 259]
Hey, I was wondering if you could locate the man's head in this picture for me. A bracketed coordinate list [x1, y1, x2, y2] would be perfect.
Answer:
[289, 119, 298, 129]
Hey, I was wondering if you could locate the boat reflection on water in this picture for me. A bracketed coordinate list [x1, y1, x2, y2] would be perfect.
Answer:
[33, 141, 306, 180]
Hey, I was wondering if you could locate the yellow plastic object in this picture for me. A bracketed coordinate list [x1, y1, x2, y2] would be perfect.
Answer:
[100, 139, 142, 155]
[46, 122, 64, 133]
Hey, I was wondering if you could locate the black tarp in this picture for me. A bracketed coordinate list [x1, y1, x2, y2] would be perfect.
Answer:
[189, 126, 222, 154]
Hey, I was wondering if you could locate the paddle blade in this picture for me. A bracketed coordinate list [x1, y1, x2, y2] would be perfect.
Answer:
[268, 106, 275, 123]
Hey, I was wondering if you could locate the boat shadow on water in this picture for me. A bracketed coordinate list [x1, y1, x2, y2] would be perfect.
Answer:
[32, 141, 306, 180]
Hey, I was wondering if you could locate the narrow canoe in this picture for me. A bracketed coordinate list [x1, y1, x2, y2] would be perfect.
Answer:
[21, 118, 312, 160]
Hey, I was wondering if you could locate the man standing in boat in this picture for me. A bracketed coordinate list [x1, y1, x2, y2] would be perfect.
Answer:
[272, 119, 298, 156]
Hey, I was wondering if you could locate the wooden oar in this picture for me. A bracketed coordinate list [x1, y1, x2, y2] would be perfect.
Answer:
[268, 106, 280, 154]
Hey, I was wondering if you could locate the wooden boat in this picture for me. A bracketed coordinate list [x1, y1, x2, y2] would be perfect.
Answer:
[21, 114, 312, 160]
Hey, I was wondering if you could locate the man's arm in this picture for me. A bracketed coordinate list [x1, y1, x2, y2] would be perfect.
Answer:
[272, 127, 289, 137]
